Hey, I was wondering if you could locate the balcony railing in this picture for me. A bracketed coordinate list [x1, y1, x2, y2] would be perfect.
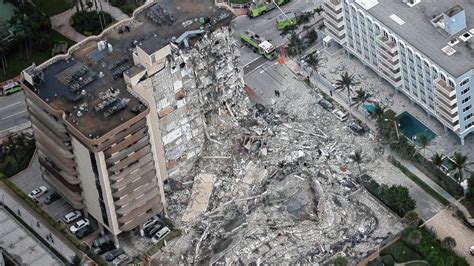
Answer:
[434, 78, 456, 97]
[323, 3, 343, 19]
[324, 0, 342, 11]
[323, 12, 344, 28]
[376, 35, 398, 54]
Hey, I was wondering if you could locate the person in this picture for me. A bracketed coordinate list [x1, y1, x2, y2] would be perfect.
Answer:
[37, 221, 40, 228]
[17, 209, 21, 216]
[274, 90, 280, 97]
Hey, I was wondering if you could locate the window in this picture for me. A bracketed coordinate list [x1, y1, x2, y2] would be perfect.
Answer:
[460, 78, 470, 87]
[462, 96, 471, 104]
[461, 87, 470, 95]
[463, 105, 472, 112]
[464, 113, 473, 121]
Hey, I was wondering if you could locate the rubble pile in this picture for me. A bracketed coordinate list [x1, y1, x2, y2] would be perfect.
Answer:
[155, 28, 403, 264]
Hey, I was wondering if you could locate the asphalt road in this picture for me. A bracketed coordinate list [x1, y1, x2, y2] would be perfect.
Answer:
[233, 0, 324, 67]
[0, 91, 30, 135]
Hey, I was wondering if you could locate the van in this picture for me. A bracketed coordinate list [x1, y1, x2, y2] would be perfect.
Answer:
[318, 99, 334, 111]
[151, 226, 170, 244]
[332, 109, 348, 122]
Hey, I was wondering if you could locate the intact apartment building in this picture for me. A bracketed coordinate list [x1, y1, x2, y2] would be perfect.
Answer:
[323, 0, 474, 144]
[20, 3, 232, 243]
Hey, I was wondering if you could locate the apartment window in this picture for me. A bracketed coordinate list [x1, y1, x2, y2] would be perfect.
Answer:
[464, 113, 473, 121]
[463, 105, 472, 112]
[461, 87, 470, 95]
[460, 78, 470, 87]
[462, 96, 471, 104]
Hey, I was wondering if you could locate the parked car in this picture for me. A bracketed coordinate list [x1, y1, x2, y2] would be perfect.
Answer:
[75, 226, 93, 239]
[92, 234, 112, 249]
[332, 109, 348, 122]
[142, 217, 157, 231]
[44, 192, 61, 205]
[28, 186, 48, 199]
[348, 122, 366, 135]
[63, 210, 82, 224]
[318, 99, 334, 111]
[151, 226, 170, 244]
[69, 218, 90, 234]
[106, 248, 125, 262]
[470, 246, 474, 256]
[112, 253, 130, 266]
[145, 224, 163, 238]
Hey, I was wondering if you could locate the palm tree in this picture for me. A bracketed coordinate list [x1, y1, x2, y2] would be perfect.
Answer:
[403, 210, 420, 225]
[416, 133, 430, 157]
[70, 254, 83, 266]
[335, 72, 359, 113]
[349, 149, 363, 175]
[451, 152, 472, 183]
[431, 152, 444, 167]
[305, 53, 322, 76]
[351, 88, 371, 110]
[286, 32, 304, 58]
[369, 102, 385, 121]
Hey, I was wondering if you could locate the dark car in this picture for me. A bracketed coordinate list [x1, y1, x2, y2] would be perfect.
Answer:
[318, 99, 334, 111]
[145, 224, 163, 238]
[44, 192, 61, 205]
[348, 123, 366, 135]
[75, 226, 93, 239]
[96, 242, 115, 255]
[106, 248, 125, 262]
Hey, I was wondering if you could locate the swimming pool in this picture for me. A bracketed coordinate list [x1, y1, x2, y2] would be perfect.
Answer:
[398, 111, 437, 142]
[0, 1, 17, 24]
[363, 103, 375, 113]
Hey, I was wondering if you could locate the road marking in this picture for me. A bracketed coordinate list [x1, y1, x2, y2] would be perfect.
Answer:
[0, 101, 24, 110]
[243, 56, 261, 68]
[2, 110, 27, 120]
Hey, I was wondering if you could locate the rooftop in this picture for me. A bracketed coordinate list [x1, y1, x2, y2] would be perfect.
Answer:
[356, 0, 474, 77]
[22, 0, 232, 139]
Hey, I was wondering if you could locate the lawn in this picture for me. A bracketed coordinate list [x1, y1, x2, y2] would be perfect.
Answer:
[0, 31, 74, 82]
[380, 241, 423, 263]
[32, 0, 75, 16]
[371, 227, 468, 266]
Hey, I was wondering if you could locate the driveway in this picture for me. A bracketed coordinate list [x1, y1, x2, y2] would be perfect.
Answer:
[425, 209, 473, 264]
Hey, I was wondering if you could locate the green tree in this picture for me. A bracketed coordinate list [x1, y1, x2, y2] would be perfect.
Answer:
[286, 32, 304, 58]
[335, 72, 358, 114]
[451, 152, 471, 183]
[369, 102, 385, 121]
[441, 236, 456, 251]
[305, 52, 322, 76]
[416, 133, 430, 157]
[431, 152, 444, 167]
[467, 173, 474, 201]
[334, 256, 348, 266]
[381, 184, 416, 216]
[403, 210, 420, 225]
[70, 254, 83, 266]
[351, 88, 371, 110]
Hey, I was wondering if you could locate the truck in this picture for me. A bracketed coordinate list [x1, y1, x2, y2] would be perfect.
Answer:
[276, 12, 297, 30]
[240, 30, 277, 60]
[248, 0, 291, 19]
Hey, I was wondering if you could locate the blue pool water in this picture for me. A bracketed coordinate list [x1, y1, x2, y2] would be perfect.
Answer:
[398, 112, 437, 141]
[363, 103, 375, 113]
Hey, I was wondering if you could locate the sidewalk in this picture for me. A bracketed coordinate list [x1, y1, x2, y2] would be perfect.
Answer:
[0, 184, 76, 262]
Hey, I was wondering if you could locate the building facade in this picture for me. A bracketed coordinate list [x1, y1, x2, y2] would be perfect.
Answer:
[323, 0, 474, 144]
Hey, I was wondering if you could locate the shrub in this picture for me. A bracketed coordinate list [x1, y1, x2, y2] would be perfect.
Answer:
[381, 255, 395, 266]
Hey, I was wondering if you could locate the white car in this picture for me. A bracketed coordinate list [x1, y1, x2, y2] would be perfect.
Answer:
[69, 218, 90, 234]
[28, 186, 48, 199]
[63, 210, 82, 224]
[151, 226, 170, 244]
[332, 109, 348, 122]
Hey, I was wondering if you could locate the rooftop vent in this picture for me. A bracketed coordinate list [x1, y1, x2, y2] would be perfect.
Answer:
[402, 0, 420, 7]
[441, 45, 457, 56]
[444, 5, 467, 35]
[459, 31, 473, 42]
[448, 38, 459, 47]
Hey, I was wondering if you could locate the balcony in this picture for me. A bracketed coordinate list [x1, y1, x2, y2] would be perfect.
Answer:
[435, 88, 457, 107]
[323, 12, 344, 28]
[324, 0, 342, 11]
[323, 2, 343, 19]
[435, 97, 458, 114]
[436, 106, 460, 131]
[376, 35, 398, 54]
[379, 69, 402, 87]
[434, 78, 456, 97]
[325, 25, 346, 44]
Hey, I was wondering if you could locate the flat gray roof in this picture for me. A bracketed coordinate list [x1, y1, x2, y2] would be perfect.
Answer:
[357, 0, 474, 77]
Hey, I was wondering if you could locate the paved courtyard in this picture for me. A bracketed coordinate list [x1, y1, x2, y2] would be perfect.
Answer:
[425, 209, 474, 264]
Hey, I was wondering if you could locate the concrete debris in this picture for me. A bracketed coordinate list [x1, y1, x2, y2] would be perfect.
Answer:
[182, 174, 215, 223]
[152, 26, 403, 265]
